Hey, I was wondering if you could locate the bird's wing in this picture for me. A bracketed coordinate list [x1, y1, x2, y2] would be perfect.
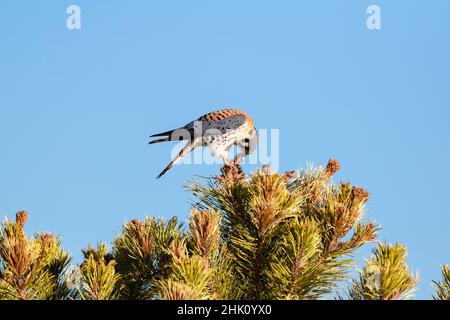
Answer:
[198, 109, 252, 126]
[156, 138, 200, 179]
[151, 109, 250, 141]
[186, 114, 247, 135]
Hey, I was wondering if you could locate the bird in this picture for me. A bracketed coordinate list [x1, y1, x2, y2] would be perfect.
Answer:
[149, 109, 258, 179]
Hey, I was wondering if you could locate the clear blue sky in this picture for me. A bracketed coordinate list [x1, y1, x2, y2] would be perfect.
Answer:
[1, 1, 449, 299]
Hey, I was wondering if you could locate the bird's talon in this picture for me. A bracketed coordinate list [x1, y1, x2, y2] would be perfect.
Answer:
[234, 154, 243, 165]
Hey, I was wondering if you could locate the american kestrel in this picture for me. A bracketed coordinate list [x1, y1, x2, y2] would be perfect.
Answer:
[149, 109, 258, 179]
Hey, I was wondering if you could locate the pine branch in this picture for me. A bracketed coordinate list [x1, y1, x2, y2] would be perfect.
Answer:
[345, 242, 418, 300]
[187, 160, 378, 299]
[0, 211, 37, 299]
[188, 209, 221, 266]
[112, 216, 184, 299]
[79, 243, 119, 300]
[432, 264, 450, 300]
[0, 211, 72, 300]
[156, 236, 212, 300]
[0, 161, 434, 300]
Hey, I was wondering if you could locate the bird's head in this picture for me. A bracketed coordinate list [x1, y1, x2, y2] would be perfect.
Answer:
[238, 127, 258, 156]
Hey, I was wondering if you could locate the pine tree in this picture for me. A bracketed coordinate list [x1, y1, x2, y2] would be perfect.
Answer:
[433, 264, 450, 300]
[0, 211, 72, 299]
[112, 217, 184, 299]
[78, 243, 120, 300]
[344, 242, 418, 300]
[0, 160, 438, 300]
[184, 160, 380, 299]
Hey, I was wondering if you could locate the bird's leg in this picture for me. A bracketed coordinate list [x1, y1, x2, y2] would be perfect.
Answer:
[233, 153, 243, 165]
[222, 155, 230, 166]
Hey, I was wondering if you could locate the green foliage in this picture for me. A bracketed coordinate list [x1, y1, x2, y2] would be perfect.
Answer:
[188, 161, 379, 299]
[78, 243, 119, 300]
[433, 264, 450, 300]
[344, 242, 418, 300]
[1, 160, 441, 300]
[112, 216, 184, 299]
[0, 211, 71, 300]
[157, 254, 212, 300]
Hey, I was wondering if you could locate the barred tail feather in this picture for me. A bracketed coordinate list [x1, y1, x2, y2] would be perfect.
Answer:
[150, 129, 175, 138]
[148, 137, 170, 145]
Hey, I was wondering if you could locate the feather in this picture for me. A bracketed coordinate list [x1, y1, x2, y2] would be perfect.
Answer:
[150, 129, 175, 138]
[148, 137, 170, 145]
[156, 139, 199, 179]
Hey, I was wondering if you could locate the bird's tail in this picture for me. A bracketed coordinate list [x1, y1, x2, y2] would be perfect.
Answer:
[149, 127, 194, 145]
[150, 129, 175, 138]
[148, 129, 175, 145]
[157, 140, 196, 179]
[148, 136, 171, 145]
